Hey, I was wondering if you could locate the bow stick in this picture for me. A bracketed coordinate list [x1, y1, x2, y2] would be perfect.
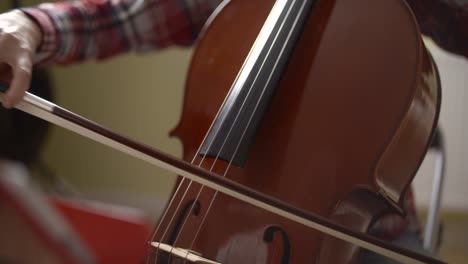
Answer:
[0, 82, 444, 264]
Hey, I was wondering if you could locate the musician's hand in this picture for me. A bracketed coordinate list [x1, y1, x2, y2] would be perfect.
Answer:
[0, 10, 41, 109]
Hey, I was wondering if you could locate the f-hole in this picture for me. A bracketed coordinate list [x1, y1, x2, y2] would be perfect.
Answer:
[263, 225, 291, 264]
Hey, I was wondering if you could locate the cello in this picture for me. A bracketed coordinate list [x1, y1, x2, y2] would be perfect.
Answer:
[148, 0, 441, 262]
[0, 0, 443, 263]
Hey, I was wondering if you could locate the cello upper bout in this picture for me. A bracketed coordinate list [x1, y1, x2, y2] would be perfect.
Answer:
[375, 44, 441, 207]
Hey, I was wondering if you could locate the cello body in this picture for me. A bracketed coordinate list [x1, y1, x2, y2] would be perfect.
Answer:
[150, 0, 441, 263]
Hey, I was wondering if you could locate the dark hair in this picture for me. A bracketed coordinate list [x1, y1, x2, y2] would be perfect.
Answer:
[0, 68, 53, 164]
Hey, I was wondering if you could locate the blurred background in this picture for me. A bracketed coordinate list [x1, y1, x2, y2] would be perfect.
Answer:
[0, 0, 467, 263]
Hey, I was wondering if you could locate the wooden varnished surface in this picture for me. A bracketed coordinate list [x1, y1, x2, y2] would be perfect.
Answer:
[151, 0, 441, 263]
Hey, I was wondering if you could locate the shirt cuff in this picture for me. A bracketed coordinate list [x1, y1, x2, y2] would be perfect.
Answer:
[19, 7, 58, 65]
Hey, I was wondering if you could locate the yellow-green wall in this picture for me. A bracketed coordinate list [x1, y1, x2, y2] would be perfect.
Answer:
[45, 51, 192, 216]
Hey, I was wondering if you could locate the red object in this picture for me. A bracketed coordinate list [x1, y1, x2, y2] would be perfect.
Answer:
[51, 197, 152, 264]
[0, 162, 152, 264]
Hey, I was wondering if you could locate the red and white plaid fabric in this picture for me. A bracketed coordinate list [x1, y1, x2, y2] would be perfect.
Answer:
[19, 0, 468, 241]
[22, 0, 221, 64]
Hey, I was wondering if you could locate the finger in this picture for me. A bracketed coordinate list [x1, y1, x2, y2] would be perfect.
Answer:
[3, 57, 32, 109]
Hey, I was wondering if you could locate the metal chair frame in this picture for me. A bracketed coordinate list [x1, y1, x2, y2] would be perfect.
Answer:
[423, 128, 446, 253]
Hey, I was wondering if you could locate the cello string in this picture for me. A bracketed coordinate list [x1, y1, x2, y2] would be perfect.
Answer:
[156, 0, 309, 260]
[148, 39, 248, 264]
[175, 1, 305, 261]
[147, 2, 278, 261]
[162, 17, 293, 259]
[161, 0, 296, 254]
[152, 23, 284, 261]
[148, 71, 245, 262]
[178, 0, 307, 258]
[184, 0, 309, 256]
[163, 0, 298, 261]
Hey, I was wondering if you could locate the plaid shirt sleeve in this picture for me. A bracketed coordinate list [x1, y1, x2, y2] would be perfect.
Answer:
[20, 0, 221, 65]
[408, 0, 468, 58]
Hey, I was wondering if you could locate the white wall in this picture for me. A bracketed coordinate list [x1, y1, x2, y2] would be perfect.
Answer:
[413, 38, 468, 212]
